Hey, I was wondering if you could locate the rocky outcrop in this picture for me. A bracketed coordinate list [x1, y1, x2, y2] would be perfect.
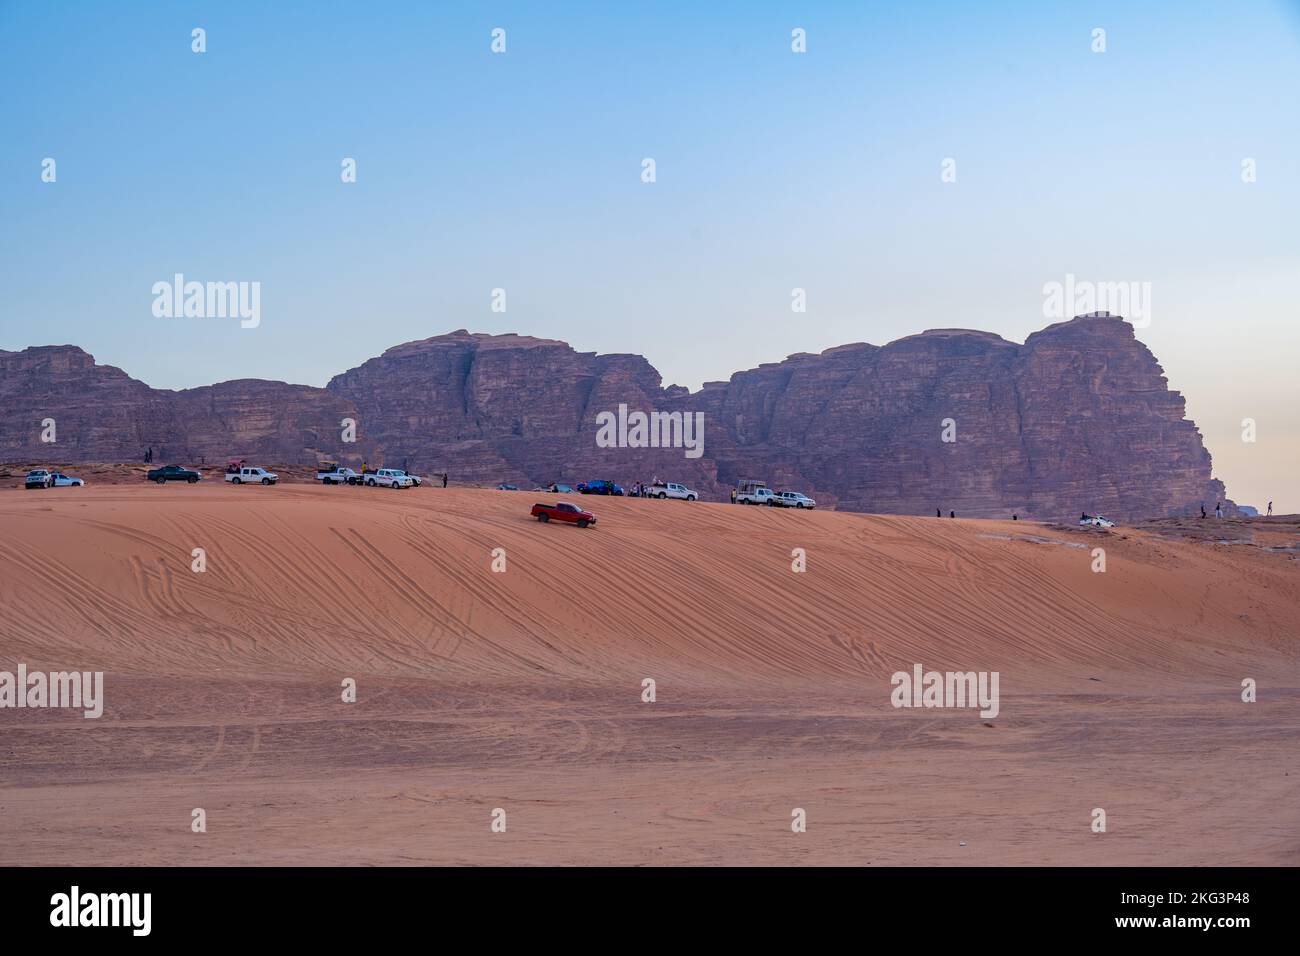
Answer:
[0, 345, 367, 467]
[0, 315, 1230, 519]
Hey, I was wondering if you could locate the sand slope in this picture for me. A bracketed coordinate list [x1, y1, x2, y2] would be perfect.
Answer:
[2, 485, 1295, 687]
[1, 485, 1297, 865]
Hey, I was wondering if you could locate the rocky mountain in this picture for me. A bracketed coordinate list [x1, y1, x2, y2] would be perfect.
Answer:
[0, 315, 1230, 519]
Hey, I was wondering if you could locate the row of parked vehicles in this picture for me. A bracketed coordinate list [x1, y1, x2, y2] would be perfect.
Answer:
[515, 477, 815, 507]
[735, 479, 816, 508]
[24, 469, 84, 489]
[315, 464, 422, 488]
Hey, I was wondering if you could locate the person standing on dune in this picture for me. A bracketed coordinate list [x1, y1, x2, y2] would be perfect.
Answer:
[1267, 501, 1273, 516]
[442, 473, 448, 488]
[1201, 504, 1206, 519]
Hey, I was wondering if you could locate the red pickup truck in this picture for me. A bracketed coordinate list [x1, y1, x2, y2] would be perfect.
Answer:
[530, 501, 597, 529]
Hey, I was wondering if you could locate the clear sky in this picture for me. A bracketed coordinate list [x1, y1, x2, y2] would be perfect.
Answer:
[2, 1, 1297, 510]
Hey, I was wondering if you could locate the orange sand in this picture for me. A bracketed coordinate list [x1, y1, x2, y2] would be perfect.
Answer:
[1, 484, 1297, 864]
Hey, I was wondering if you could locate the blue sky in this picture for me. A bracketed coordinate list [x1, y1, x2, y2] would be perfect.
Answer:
[1, 1, 1297, 508]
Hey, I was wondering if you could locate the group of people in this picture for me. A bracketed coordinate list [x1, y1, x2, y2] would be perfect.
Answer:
[629, 478, 661, 498]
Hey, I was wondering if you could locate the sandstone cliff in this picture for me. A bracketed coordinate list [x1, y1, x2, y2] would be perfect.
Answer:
[0, 315, 1230, 519]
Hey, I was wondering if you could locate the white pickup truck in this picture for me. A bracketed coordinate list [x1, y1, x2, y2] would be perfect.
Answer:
[774, 491, 816, 509]
[316, 465, 360, 485]
[649, 481, 697, 501]
[736, 482, 778, 506]
[364, 468, 414, 489]
[226, 466, 278, 485]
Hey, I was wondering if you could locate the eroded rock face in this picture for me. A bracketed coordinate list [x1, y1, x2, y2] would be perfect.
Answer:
[0, 316, 1230, 519]
[0, 345, 367, 467]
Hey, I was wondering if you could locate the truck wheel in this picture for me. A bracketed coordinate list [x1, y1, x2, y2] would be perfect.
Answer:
[538, 513, 549, 522]
[156, 477, 166, 484]
[658, 492, 667, 499]
[577, 519, 589, 528]
[188, 476, 198, 484]
[367, 479, 376, 486]
[262, 478, 271, 485]
[391, 482, 400, 489]
[687, 495, 696, 501]
[232, 477, 242, 484]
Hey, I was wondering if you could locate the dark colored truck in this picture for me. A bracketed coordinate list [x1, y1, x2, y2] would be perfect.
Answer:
[146, 465, 201, 484]
[577, 479, 624, 496]
[530, 501, 597, 528]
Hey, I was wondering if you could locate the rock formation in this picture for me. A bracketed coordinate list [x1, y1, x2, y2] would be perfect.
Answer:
[0, 315, 1230, 519]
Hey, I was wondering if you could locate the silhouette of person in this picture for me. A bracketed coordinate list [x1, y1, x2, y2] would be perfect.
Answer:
[1215, 502, 1223, 519]
[936, 508, 941, 517]
[442, 473, 448, 488]
[949, 511, 955, 519]
[1200, 505, 1206, 519]
[1267, 501, 1273, 517]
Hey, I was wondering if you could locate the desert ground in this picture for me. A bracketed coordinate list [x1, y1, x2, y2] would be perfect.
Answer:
[1, 480, 1297, 865]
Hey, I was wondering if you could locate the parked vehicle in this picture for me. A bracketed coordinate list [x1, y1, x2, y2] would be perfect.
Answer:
[530, 501, 597, 528]
[50, 473, 85, 487]
[225, 466, 278, 485]
[546, 483, 579, 494]
[24, 469, 53, 489]
[316, 464, 360, 485]
[736, 480, 777, 506]
[497, 484, 519, 491]
[650, 481, 697, 501]
[1080, 514, 1115, 528]
[774, 491, 816, 509]
[578, 479, 624, 496]
[365, 468, 413, 488]
[392, 470, 423, 487]
[147, 465, 201, 484]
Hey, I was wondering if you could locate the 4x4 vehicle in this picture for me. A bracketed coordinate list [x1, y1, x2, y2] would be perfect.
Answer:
[366, 469, 413, 489]
[316, 464, 360, 485]
[147, 465, 201, 484]
[774, 491, 816, 509]
[650, 481, 697, 501]
[578, 479, 624, 496]
[530, 501, 597, 528]
[24, 469, 54, 489]
[736, 480, 777, 506]
[226, 467, 278, 485]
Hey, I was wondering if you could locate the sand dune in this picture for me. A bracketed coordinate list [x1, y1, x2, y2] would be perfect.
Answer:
[1, 484, 1297, 865]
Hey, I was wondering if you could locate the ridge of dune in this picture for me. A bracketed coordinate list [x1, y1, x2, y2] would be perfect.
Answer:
[1, 486, 1293, 693]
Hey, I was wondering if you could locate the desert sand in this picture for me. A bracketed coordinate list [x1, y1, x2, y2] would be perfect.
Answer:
[1, 483, 1297, 865]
